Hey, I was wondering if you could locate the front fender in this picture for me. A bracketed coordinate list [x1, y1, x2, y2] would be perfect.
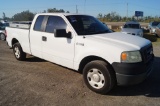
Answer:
[73, 49, 121, 70]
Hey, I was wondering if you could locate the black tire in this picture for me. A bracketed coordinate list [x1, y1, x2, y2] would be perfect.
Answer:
[0, 33, 6, 41]
[13, 43, 26, 61]
[83, 60, 116, 94]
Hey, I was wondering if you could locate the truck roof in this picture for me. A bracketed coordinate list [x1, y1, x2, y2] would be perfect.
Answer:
[35, 13, 90, 16]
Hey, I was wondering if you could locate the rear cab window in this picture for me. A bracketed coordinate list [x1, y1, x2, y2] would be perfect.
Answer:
[34, 15, 45, 31]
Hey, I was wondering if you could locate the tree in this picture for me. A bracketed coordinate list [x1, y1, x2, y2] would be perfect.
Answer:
[12, 10, 34, 21]
[97, 12, 160, 22]
[2, 12, 11, 21]
[47, 8, 64, 13]
[97, 13, 103, 21]
[101, 12, 121, 22]
[47, 8, 69, 13]
[3, 12, 6, 20]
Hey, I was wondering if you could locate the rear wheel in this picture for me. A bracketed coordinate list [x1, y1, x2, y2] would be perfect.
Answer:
[0, 33, 6, 41]
[13, 43, 26, 61]
[83, 60, 116, 94]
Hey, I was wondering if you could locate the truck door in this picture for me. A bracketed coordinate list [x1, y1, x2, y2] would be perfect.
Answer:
[41, 16, 75, 69]
[30, 15, 45, 58]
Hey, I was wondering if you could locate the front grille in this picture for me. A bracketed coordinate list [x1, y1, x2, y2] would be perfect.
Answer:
[141, 44, 154, 63]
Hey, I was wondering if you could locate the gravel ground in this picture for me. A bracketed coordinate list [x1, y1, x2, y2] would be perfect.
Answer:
[0, 40, 160, 106]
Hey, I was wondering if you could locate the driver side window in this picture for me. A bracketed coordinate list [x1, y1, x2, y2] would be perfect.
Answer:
[45, 16, 67, 33]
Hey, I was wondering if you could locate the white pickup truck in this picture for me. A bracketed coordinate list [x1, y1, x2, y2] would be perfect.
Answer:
[6, 13, 154, 94]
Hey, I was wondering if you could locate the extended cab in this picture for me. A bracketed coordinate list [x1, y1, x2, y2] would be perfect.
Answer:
[6, 13, 154, 94]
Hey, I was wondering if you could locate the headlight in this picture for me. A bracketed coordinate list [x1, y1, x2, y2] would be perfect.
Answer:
[121, 51, 142, 63]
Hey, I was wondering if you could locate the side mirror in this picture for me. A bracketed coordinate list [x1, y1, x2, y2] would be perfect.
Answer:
[54, 29, 72, 39]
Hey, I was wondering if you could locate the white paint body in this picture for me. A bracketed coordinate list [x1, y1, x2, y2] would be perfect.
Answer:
[6, 13, 151, 71]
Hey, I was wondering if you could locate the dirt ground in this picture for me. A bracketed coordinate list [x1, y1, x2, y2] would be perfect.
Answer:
[0, 40, 160, 106]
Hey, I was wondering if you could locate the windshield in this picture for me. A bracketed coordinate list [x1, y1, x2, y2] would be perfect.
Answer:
[124, 24, 140, 29]
[66, 15, 112, 35]
[152, 22, 160, 26]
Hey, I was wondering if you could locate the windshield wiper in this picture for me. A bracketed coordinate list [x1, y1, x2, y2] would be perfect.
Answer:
[96, 30, 111, 34]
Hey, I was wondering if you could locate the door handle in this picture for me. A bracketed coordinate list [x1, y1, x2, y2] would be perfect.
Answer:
[42, 36, 47, 41]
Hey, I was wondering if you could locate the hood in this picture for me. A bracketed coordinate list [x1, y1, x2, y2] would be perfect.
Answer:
[85, 32, 150, 50]
[121, 28, 142, 34]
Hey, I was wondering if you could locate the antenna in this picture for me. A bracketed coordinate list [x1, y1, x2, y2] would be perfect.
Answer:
[84, 0, 86, 13]
[127, 3, 128, 18]
[76, 5, 78, 13]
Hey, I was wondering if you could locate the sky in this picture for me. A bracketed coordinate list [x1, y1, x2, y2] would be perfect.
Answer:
[0, 0, 160, 18]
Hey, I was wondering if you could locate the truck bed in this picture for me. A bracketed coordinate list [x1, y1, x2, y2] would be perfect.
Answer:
[9, 21, 31, 29]
[6, 27, 31, 54]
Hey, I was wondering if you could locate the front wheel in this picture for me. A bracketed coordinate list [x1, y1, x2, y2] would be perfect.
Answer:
[13, 43, 26, 61]
[83, 60, 116, 94]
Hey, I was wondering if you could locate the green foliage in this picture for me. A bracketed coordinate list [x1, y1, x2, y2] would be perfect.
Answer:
[97, 12, 160, 22]
[143, 16, 160, 23]
[2, 8, 70, 21]
[2, 9, 160, 22]
[98, 12, 122, 22]
[47, 8, 69, 13]
[12, 10, 34, 21]
[3, 12, 6, 20]
[1, 12, 11, 21]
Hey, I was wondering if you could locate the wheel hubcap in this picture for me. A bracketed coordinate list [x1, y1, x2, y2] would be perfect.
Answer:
[92, 74, 100, 82]
[87, 68, 105, 89]
[14, 47, 20, 58]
